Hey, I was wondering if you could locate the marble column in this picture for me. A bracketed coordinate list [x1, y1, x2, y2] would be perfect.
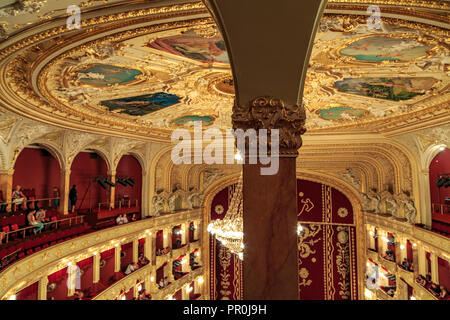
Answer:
[430, 252, 439, 284]
[181, 223, 188, 246]
[0, 169, 13, 212]
[182, 285, 190, 300]
[37, 276, 48, 300]
[167, 258, 175, 283]
[231, 96, 306, 299]
[59, 169, 70, 215]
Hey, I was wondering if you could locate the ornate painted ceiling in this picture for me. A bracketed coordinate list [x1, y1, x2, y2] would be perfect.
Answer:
[0, 0, 449, 141]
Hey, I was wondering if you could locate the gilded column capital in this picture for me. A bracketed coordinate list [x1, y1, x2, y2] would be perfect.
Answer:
[232, 96, 306, 157]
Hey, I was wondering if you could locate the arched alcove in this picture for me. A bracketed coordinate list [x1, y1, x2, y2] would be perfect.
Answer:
[115, 154, 142, 208]
[207, 178, 359, 300]
[429, 148, 450, 209]
[12, 145, 61, 208]
[70, 150, 108, 211]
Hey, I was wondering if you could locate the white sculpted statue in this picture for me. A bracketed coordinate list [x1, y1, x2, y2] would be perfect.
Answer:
[187, 188, 203, 209]
[401, 198, 417, 224]
[385, 196, 399, 218]
[151, 194, 165, 216]
[168, 193, 179, 212]
[361, 190, 380, 212]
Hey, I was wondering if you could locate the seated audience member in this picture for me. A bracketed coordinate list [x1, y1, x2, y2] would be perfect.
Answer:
[27, 210, 44, 234]
[408, 262, 414, 272]
[430, 283, 441, 295]
[138, 253, 149, 266]
[386, 288, 395, 296]
[439, 287, 448, 299]
[131, 213, 138, 222]
[116, 214, 128, 225]
[426, 273, 432, 283]
[74, 290, 84, 300]
[35, 208, 48, 222]
[12, 185, 27, 211]
[124, 262, 138, 275]
[158, 278, 165, 289]
[416, 275, 427, 286]
[401, 258, 408, 269]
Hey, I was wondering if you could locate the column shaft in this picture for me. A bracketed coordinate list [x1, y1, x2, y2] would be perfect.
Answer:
[0, 169, 14, 212]
[37, 276, 48, 300]
[60, 169, 71, 215]
[430, 252, 439, 284]
[243, 159, 298, 299]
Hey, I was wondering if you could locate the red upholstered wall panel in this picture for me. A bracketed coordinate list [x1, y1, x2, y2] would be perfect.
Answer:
[100, 249, 115, 286]
[70, 152, 108, 210]
[78, 257, 93, 293]
[438, 257, 450, 289]
[116, 155, 142, 205]
[47, 267, 69, 300]
[429, 148, 450, 205]
[13, 147, 60, 200]
[156, 230, 163, 249]
[120, 242, 133, 271]
[209, 179, 358, 300]
[16, 282, 38, 300]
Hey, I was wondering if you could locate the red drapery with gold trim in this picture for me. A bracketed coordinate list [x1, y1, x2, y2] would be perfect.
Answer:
[209, 179, 358, 300]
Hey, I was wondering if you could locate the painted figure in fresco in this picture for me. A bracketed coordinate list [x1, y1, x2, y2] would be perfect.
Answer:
[147, 29, 229, 64]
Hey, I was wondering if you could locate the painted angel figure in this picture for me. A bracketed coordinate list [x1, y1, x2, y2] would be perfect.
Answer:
[385, 196, 399, 218]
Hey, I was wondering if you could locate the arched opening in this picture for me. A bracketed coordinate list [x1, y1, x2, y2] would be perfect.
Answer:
[70, 150, 108, 212]
[207, 178, 359, 300]
[428, 147, 450, 236]
[115, 154, 142, 209]
[12, 145, 61, 211]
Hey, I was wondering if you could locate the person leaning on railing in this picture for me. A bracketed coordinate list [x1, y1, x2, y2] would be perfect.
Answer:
[26, 209, 44, 234]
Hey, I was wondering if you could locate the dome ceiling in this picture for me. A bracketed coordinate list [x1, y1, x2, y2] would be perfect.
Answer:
[0, 0, 448, 141]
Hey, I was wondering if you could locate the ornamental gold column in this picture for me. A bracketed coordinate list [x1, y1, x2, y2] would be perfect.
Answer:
[59, 168, 71, 215]
[233, 97, 306, 299]
[108, 170, 116, 209]
[0, 169, 13, 213]
[92, 252, 101, 293]
[37, 276, 48, 300]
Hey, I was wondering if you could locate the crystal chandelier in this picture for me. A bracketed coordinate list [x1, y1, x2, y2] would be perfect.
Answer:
[207, 173, 244, 260]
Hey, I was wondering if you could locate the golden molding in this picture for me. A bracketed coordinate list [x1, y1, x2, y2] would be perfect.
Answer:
[0, 209, 202, 300]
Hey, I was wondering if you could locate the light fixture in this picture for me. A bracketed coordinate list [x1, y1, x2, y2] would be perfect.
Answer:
[234, 151, 243, 162]
[369, 231, 374, 236]
[400, 244, 405, 250]
[439, 146, 445, 151]
[121, 296, 126, 300]
[115, 243, 119, 247]
[137, 284, 142, 292]
[93, 251, 98, 256]
[297, 225, 303, 235]
[367, 262, 371, 268]
[413, 243, 417, 247]
[382, 237, 388, 242]
[150, 276, 155, 282]
[198, 277, 204, 284]
[163, 234, 167, 239]
[208, 173, 244, 260]
[186, 285, 192, 293]
[195, 252, 200, 257]
[8, 295, 16, 300]
[410, 296, 416, 300]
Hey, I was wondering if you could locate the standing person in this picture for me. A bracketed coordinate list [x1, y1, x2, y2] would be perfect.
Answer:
[11, 185, 27, 211]
[53, 187, 60, 209]
[69, 185, 77, 213]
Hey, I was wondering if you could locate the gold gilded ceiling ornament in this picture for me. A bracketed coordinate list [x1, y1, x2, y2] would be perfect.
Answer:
[338, 207, 349, 218]
[192, 24, 218, 38]
[232, 97, 306, 157]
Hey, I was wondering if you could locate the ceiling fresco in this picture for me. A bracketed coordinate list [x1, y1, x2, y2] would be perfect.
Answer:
[37, 16, 448, 132]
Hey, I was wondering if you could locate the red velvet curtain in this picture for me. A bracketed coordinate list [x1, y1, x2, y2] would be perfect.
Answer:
[156, 230, 163, 249]
[16, 282, 38, 300]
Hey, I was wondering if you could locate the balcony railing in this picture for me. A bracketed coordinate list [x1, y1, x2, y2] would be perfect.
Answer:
[0, 208, 202, 300]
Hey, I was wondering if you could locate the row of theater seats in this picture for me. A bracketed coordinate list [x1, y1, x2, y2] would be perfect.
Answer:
[0, 225, 90, 272]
